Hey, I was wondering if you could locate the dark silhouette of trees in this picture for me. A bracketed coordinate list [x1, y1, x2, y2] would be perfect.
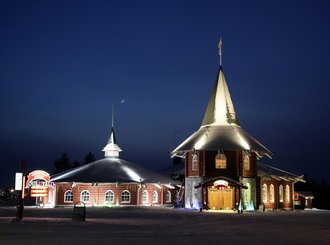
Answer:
[54, 152, 71, 173]
[53, 152, 97, 173]
[73, 161, 80, 168]
[84, 152, 96, 164]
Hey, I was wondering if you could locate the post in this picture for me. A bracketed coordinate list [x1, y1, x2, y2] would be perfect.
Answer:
[16, 161, 26, 220]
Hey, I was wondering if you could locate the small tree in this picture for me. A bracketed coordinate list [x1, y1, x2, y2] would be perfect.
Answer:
[84, 152, 96, 164]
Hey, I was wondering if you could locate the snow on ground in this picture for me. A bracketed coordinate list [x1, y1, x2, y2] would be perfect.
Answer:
[0, 206, 329, 245]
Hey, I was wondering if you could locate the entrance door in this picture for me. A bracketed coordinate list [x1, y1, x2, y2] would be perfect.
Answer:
[207, 186, 234, 210]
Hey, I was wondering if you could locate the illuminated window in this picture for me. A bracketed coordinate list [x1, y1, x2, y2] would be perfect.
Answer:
[262, 184, 268, 203]
[105, 190, 114, 203]
[215, 153, 227, 169]
[243, 152, 250, 170]
[142, 190, 148, 203]
[192, 154, 198, 171]
[270, 184, 275, 203]
[152, 191, 158, 203]
[285, 185, 290, 203]
[121, 190, 130, 203]
[279, 185, 283, 203]
[64, 190, 73, 203]
[243, 183, 251, 206]
[165, 191, 171, 203]
[80, 190, 90, 202]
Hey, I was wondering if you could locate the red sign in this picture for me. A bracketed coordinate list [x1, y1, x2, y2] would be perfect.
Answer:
[27, 170, 53, 197]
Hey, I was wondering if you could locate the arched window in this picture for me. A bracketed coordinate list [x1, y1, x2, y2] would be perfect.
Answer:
[165, 191, 171, 203]
[279, 185, 283, 203]
[80, 190, 90, 202]
[64, 190, 73, 203]
[262, 184, 268, 203]
[105, 190, 114, 203]
[121, 190, 130, 203]
[192, 154, 198, 171]
[243, 152, 250, 170]
[142, 190, 148, 203]
[215, 153, 227, 169]
[285, 185, 290, 203]
[270, 184, 275, 203]
[152, 191, 158, 203]
[243, 183, 251, 206]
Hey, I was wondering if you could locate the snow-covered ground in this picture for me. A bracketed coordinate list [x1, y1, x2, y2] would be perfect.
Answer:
[0, 206, 329, 245]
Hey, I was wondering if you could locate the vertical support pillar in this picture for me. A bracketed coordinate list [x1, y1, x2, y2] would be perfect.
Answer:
[16, 160, 26, 220]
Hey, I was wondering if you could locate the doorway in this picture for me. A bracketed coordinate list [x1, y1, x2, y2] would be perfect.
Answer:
[207, 186, 234, 210]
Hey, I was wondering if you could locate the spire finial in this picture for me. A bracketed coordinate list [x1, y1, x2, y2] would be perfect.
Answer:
[218, 37, 222, 67]
[112, 104, 114, 127]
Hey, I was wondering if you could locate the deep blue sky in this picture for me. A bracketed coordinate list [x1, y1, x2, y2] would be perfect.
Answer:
[1, 0, 330, 186]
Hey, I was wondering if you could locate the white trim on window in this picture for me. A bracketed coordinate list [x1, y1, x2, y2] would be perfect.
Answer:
[105, 190, 114, 203]
[270, 184, 275, 203]
[152, 191, 158, 203]
[279, 185, 284, 203]
[165, 190, 171, 203]
[80, 190, 90, 203]
[262, 184, 268, 203]
[142, 190, 148, 203]
[121, 190, 131, 203]
[64, 190, 73, 203]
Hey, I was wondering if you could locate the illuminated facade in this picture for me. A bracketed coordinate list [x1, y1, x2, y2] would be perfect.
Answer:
[171, 40, 303, 211]
[50, 124, 179, 207]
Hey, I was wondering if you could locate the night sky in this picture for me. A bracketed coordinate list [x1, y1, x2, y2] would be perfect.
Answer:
[1, 1, 330, 186]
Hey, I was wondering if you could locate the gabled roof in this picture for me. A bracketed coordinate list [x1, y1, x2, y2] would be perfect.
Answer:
[51, 158, 178, 184]
[172, 41, 272, 157]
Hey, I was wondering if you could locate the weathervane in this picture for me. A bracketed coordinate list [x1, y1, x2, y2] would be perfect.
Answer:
[112, 104, 114, 127]
[218, 37, 222, 67]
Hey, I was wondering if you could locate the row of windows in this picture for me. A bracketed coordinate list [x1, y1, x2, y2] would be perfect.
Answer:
[191, 151, 250, 171]
[262, 184, 291, 204]
[64, 190, 172, 204]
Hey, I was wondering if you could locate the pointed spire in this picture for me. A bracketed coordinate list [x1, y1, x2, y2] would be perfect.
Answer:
[102, 105, 122, 158]
[201, 39, 239, 126]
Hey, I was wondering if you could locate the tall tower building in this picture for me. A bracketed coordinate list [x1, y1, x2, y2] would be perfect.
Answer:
[172, 39, 272, 210]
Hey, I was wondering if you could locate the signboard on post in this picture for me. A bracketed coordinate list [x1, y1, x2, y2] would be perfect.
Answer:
[15, 173, 23, 191]
[27, 170, 54, 197]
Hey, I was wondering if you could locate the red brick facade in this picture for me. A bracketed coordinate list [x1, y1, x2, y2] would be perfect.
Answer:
[56, 182, 178, 207]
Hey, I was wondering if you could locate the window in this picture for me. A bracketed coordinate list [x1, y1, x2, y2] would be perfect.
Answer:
[121, 190, 130, 203]
[142, 190, 148, 203]
[285, 185, 290, 203]
[192, 154, 198, 171]
[64, 190, 73, 203]
[279, 185, 283, 203]
[243, 152, 250, 170]
[262, 184, 268, 203]
[152, 191, 158, 203]
[165, 191, 171, 203]
[80, 190, 90, 202]
[270, 184, 275, 203]
[105, 190, 114, 203]
[215, 153, 227, 169]
[243, 183, 251, 206]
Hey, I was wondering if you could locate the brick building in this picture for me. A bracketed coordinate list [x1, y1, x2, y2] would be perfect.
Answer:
[49, 121, 179, 207]
[171, 40, 303, 211]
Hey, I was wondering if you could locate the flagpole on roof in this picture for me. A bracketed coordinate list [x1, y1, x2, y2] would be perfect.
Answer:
[112, 104, 114, 128]
[218, 37, 222, 67]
